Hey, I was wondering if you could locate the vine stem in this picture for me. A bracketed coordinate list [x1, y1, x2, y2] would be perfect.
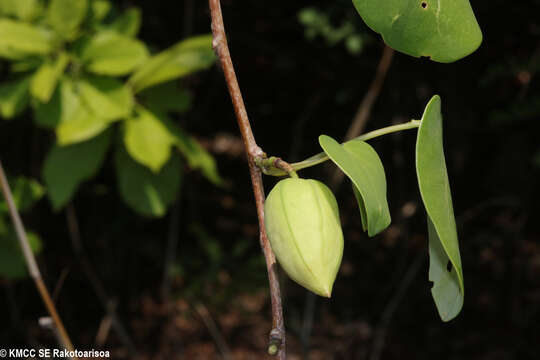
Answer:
[208, 0, 286, 358]
[0, 161, 77, 358]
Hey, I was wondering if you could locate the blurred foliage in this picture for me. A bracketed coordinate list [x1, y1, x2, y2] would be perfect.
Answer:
[0, 0, 221, 221]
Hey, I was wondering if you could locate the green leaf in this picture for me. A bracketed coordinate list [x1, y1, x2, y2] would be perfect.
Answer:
[80, 30, 149, 76]
[319, 135, 391, 236]
[109, 7, 141, 37]
[33, 78, 109, 143]
[30, 52, 69, 103]
[46, 0, 88, 37]
[0, 76, 30, 119]
[138, 81, 192, 114]
[0, 227, 42, 280]
[0, 176, 44, 214]
[0, 0, 41, 21]
[43, 129, 111, 210]
[90, 0, 111, 23]
[123, 106, 174, 172]
[352, 0, 482, 63]
[116, 144, 182, 217]
[0, 19, 53, 59]
[129, 34, 216, 93]
[415, 95, 464, 321]
[78, 76, 133, 121]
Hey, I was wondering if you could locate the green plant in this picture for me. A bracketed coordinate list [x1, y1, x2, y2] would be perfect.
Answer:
[209, 0, 482, 357]
[0, 0, 221, 217]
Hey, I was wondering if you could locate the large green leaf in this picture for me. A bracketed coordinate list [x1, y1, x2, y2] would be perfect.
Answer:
[43, 129, 112, 210]
[352, 0, 482, 63]
[319, 135, 391, 236]
[416, 95, 464, 321]
[0, 0, 41, 21]
[123, 106, 174, 172]
[78, 76, 134, 121]
[128, 34, 216, 93]
[80, 30, 149, 76]
[0, 76, 30, 119]
[30, 52, 69, 103]
[109, 7, 141, 37]
[0, 19, 53, 59]
[46, 0, 88, 37]
[0, 226, 42, 280]
[0, 176, 44, 214]
[116, 144, 182, 217]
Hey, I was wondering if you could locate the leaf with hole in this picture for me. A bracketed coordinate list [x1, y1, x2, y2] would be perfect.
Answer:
[43, 129, 112, 210]
[129, 34, 216, 93]
[416, 95, 464, 321]
[352, 0, 482, 63]
[116, 144, 182, 217]
[319, 135, 391, 236]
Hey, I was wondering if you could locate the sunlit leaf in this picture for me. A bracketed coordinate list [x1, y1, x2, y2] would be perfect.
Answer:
[109, 7, 141, 37]
[129, 34, 215, 93]
[43, 129, 112, 210]
[319, 135, 391, 236]
[123, 106, 174, 172]
[78, 76, 134, 121]
[416, 95, 464, 321]
[30, 52, 69, 103]
[0, 0, 42, 21]
[138, 81, 192, 114]
[89, 0, 110, 23]
[116, 144, 182, 217]
[0, 19, 53, 59]
[46, 0, 88, 37]
[0, 176, 44, 214]
[352, 0, 482, 63]
[80, 30, 149, 76]
[0, 76, 30, 119]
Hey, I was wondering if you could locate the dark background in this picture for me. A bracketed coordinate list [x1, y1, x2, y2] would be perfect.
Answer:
[1, 0, 539, 359]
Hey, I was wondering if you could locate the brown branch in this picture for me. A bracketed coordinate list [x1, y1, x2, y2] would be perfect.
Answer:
[208, 0, 286, 358]
[0, 161, 77, 358]
[329, 45, 394, 189]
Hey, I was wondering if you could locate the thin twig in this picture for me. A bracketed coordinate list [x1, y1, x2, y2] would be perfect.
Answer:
[194, 302, 233, 360]
[65, 203, 137, 356]
[208, 0, 286, 358]
[0, 161, 76, 357]
[330, 46, 394, 189]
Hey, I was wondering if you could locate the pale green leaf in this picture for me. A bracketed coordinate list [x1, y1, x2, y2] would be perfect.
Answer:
[129, 34, 216, 93]
[0, 76, 30, 119]
[80, 30, 149, 75]
[319, 135, 391, 236]
[30, 52, 69, 102]
[124, 106, 174, 172]
[0, 176, 44, 214]
[109, 7, 141, 37]
[43, 129, 111, 210]
[352, 0, 482, 63]
[46, 0, 88, 37]
[416, 95, 464, 321]
[116, 144, 182, 217]
[90, 0, 111, 23]
[0, 19, 53, 59]
[78, 76, 133, 121]
[0, 0, 41, 21]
